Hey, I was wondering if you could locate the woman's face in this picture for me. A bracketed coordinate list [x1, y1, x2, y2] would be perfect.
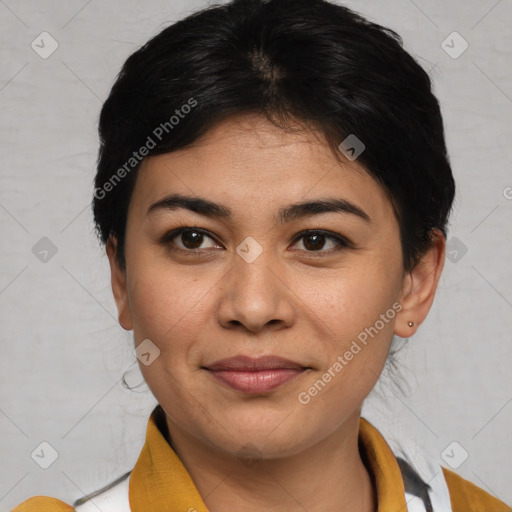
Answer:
[111, 114, 411, 458]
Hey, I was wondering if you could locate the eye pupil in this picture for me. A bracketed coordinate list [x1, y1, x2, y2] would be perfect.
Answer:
[303, 234, 325, 251]
[182, 230, 203, 249]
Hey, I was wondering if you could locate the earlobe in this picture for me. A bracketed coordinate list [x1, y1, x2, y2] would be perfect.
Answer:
[106, 236, 133, 331]
[394, 229, 446, 338]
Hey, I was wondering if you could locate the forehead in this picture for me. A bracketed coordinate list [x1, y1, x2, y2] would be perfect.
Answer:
[129, 114, 395, 226]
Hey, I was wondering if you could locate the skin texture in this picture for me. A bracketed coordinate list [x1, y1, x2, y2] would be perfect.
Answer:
[107, 114, 445, 511]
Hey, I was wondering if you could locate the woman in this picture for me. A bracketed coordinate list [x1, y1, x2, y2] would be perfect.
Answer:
[13, 0, 511, 510]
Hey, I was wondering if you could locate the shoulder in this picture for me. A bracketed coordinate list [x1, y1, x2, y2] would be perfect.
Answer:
[73, 472, 130, 512]
[442, 466, 511, 512]
[12, 473, 131, 512]
[11, 496, 74, 511]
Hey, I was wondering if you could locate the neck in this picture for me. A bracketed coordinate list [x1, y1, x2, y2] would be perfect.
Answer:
[164, 411, 377, 512]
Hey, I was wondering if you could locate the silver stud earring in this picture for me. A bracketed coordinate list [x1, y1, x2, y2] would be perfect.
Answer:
[408, 321, 414, 327]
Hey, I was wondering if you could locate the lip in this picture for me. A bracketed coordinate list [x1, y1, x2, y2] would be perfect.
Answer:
[204, 356, 309, 394]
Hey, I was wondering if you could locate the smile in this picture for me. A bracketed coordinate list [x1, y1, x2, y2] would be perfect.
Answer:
[204, 356, 309, 393]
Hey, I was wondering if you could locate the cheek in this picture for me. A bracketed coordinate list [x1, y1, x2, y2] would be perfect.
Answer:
[300, 259, 401, 341]
[126, 259, 211, 342]
[295, 257, 402, 394]
[126, 267, 210, 405]
[124, 255, 226, 388]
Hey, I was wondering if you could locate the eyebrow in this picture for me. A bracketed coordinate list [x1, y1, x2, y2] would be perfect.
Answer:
[147, 193, 371, 224]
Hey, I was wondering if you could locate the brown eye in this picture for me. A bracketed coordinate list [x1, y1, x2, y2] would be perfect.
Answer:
[179, 230, 205, 249]
[302, 234, 327, 251]
[161, 227, 221, 252]
[291, 230, 351, 253]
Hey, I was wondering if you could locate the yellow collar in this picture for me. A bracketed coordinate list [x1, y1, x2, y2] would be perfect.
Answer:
[129, 406, 407, 511]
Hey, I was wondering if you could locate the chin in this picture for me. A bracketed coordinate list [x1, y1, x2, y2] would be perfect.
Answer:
[202, 410, 318, 459]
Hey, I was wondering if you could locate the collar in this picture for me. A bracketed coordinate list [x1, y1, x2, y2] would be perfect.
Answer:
[129, 406, 408, 511]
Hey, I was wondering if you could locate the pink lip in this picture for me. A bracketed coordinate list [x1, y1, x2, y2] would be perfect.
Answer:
[205, 356, 308, 393]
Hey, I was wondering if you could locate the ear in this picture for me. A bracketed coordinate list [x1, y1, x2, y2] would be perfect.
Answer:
[394, 229, 446, 337]
[106, 236, 133, 331]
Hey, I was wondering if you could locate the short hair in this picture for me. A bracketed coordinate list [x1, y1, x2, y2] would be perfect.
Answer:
[93, 0, 455, 270]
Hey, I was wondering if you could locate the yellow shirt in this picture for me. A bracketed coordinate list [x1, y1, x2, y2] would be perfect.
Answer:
[13, 406, 511, 512]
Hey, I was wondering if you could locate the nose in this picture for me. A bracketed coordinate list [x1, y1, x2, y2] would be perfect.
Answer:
[216, 246, 296, 334]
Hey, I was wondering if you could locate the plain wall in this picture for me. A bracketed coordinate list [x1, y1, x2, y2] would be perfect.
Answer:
[1, 0, 511, 509]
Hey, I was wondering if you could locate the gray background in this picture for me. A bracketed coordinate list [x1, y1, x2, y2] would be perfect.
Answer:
[1, 0, 511, 509]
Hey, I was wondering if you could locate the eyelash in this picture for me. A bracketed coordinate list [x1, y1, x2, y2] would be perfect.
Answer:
[159, 227, 353, 256]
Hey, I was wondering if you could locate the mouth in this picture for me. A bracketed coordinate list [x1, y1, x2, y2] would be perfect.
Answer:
[203, 356, 310, 394]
